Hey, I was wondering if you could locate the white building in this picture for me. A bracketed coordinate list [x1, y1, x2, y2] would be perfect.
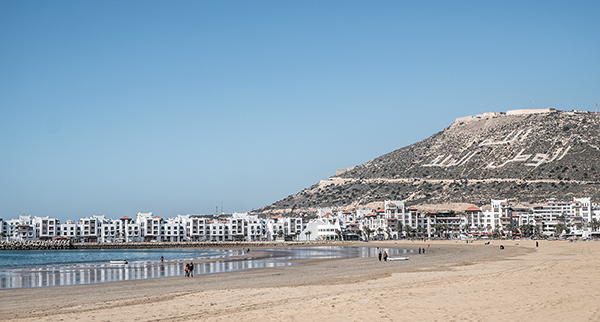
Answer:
[164, 215, 189, 242]
[58, 220, 80, 240]
[299, 210, 342, 241]
[33, 216, 60, 240]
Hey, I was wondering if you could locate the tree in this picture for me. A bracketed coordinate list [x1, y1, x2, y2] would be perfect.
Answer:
[554, 223, 569, 237]
[590, 219, 600, 232]
[404, 225, 413, 238]
[433, 224, 443, 238]
[335, 229, 342, 241]
[416, 226, 424, 239]
[363, 227, 373, 241]
[305, 230, 312, 241]
[396, 222, 404, 238]
[462, 224, 470, 237]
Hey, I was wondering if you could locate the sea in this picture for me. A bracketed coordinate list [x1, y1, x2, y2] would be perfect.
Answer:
[0, 246, 416, 289]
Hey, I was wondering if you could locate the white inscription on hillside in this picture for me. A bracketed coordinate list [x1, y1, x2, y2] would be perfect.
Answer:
[422, 128, 572, 169]
[486, 146, 570, 169]
[422, 151, 478, 167]
[479, 128, 532, 146]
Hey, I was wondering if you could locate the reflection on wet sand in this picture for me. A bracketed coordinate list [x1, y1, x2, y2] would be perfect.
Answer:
[0, 246, 416, 289]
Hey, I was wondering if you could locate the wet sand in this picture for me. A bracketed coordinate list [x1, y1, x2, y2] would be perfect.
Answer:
[1, 240, 599, 321]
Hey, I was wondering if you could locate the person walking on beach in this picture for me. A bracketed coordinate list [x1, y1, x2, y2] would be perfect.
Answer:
[189, 262, 194, 277]
[536, 241, 539, 247]
[419, 247, 421, 254]
[378, 251, 382, 261]
[185, 263, 190, 277]
[383, 251, 388, 261]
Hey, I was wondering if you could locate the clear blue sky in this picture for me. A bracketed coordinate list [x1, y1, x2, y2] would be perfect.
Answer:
[1, 1, 598, 221]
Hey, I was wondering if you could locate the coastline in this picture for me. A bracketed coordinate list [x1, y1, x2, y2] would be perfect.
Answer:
[0, 240, 350, 251]
[2, 240, 599, 321]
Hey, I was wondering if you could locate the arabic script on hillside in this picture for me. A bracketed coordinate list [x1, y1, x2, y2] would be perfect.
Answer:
[422, 127, 571, 169]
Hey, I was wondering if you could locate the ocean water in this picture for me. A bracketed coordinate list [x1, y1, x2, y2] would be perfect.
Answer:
[0, 248, 222, 269]
[0, 246, 416, 289]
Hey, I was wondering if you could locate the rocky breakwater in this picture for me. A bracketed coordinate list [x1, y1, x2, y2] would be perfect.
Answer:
[0, 239, 74, 250]
[73, 240, 352, 249]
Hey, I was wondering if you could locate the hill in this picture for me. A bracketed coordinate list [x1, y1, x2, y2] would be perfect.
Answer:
[255, 109, 600, 216]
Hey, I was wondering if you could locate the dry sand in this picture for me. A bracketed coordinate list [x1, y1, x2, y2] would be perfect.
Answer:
[1, 240, 599, 321]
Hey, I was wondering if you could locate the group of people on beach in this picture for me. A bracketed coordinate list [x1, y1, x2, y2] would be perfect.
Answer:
[378, 250, 388, 261]
[378, 245, 429, 261]
[185, 262, 194, 277]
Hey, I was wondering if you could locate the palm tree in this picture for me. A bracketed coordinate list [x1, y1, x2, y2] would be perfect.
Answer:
[433, 224, 443, 239]
[461, 224, 470, 237]
[335, 229, 342, 241]
[363, 227, 373, 241]
[404, 225, 413, 239]
[492, 224, 501, 239]
[554, 223, 566, 237]
[520, 224, 532, 238]
[304, 230, 312, 241]
[396, 222, 404, 239]
[416, 226, 424, 239]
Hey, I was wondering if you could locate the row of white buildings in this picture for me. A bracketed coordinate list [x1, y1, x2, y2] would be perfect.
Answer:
[2, 197, 599, 242]
[0, 212, 303, 243]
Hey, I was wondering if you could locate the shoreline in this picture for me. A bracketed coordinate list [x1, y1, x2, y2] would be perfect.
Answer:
[4, 240, 598, 321]
[0, 243, 413, 289]
[0, 240, 357, 251]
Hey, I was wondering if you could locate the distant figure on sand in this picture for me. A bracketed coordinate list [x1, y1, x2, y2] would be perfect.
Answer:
[500, 245, 504, 250]
[419, 247, 421, 254]
[383, 251, 388, 261]
[161, 256, 164, 263]
[189, 262, 194, 277]
[378, 251, 382, 261]
[536, 241, 539, 247]
[185, 263, 189, 277]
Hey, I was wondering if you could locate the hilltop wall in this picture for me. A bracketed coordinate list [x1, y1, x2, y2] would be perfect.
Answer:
[455, 108, 557, 124]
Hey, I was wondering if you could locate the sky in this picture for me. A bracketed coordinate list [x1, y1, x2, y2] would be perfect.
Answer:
[1, 1, 599, 221]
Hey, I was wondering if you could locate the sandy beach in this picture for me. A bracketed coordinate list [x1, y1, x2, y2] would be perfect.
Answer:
[1, 240, 599, 321]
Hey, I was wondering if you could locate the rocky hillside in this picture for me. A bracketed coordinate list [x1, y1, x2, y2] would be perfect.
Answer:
[255, 109, 600, 216]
